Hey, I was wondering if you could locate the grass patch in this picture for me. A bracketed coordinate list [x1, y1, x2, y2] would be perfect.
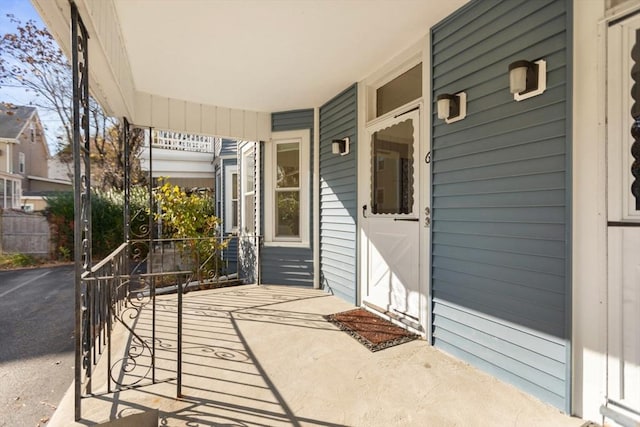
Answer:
[0, 253, 43, 269]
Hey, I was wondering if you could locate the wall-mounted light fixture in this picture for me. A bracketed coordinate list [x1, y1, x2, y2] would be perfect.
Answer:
[436, 92, 466, 124]
[508, 59, 546, 101]
[332, 137, 350, 156]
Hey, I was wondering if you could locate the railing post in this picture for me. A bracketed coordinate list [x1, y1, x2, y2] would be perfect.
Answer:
[71, 1, 91, 421]
[177, 273, 183, 398]
[123, 118, 131, 277]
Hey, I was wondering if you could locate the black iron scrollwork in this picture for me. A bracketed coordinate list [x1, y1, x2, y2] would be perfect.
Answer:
[71, 2, 91, 420]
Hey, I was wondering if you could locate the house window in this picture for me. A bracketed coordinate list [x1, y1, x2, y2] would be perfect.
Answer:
[241, 149, 255, 234]
[224, 166, 239, 233]
[18, 152, 25, 174]
[265, 130, 309, 246]
[30, 123, 35, 142]
[0, 177, 21, 209]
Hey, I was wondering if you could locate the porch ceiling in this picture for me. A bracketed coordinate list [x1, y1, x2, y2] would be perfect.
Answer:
[113, 0, 468, 112]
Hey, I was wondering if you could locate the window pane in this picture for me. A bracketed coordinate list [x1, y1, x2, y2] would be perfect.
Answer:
[371, 119, 414, 214]
[232, 200, 238, 228]
[245, 154, 254, 192]
[275, 191, 299, 237]
[232, 173, 238, 199]
[244, 194, 254, 233]
[0, 178, 5, 209]
[376, 63, 422, 117]
[276, 143, 299, 188]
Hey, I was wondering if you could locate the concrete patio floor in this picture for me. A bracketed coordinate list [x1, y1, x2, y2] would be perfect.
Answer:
[49, 284, 585, 426]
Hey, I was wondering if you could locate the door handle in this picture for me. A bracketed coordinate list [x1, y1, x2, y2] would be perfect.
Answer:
[394, 218, 419, 222]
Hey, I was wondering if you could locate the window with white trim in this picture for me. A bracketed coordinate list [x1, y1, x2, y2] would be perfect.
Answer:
[0, 177, 21, 209]
[241, 148, 255, 234]
[224, 166, 239, 233]
[265, 130, 309, 246]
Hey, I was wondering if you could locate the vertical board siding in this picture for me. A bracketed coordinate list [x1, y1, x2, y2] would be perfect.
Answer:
[262, 109, 314, 286]
[431, 0, 570, 411]
[319, 85, 358, 304]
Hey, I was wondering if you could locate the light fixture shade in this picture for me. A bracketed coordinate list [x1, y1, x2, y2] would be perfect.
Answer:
[436, 94, 455, 119]
[332, 137, 350, 155]
[508, 60, 530, 94]
[332, 141, 342, 154]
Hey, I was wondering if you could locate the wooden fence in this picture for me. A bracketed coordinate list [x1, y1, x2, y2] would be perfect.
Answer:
[0, 210, 50, 256]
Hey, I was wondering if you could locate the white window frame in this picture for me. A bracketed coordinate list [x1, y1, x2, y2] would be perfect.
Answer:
[224, 165, 238, 233]
[265, 129, 310, 247]
[240, 143, 256, 235]
[0, 177, 21, 209]
[364, 44, 423, 124]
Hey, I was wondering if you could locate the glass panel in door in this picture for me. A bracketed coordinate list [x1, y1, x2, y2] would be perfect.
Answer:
[371, 118, 414, 215]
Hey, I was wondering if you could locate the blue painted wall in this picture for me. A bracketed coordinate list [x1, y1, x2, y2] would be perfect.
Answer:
[430, 0, 571, 411]
[261, 109, 315, 285]
[319, 84, 358, 304]
[213, 138, 238, 275]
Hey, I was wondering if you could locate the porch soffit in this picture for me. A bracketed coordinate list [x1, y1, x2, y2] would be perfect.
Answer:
[111, 0, 468, 112]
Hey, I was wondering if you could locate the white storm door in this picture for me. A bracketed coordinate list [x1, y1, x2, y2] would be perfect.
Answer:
[605, 13, 640, 422]
[362, 108, 423, 322]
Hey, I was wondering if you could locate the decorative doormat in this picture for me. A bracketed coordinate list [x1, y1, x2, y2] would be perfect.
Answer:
[324, 308, 419, 352]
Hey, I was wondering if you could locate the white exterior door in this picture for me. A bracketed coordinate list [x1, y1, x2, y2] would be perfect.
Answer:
[360, 108, 426, 327]
[605, 13, 640, 423]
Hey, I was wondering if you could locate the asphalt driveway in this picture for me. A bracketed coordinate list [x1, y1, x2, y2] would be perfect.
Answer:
[0, 265, 74, 427]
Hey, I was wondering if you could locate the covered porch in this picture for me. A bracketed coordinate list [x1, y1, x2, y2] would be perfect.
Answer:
[30, 0, 640, 425]
[48, 284, 582, 427]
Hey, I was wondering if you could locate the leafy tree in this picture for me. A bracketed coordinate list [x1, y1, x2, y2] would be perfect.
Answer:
[0, 15, 145, 190]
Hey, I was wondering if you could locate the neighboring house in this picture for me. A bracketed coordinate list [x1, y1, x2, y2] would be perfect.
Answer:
[140, 128, 216, 190]
[48, 155, 72, 182]
[0, 103, 69, 211]
[34, 0, 640, 425]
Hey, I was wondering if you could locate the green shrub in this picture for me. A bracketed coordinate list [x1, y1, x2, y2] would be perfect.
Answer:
[45, 187, 151, 260]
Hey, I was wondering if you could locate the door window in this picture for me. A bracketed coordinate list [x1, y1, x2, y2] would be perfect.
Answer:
[370, 118, 415, 214]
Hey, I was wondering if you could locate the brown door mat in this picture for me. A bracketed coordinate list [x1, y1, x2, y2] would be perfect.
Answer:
[324, 308, 419, 352]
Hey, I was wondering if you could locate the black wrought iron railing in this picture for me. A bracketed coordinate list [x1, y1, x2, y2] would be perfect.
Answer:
[76, 236, 249, 414]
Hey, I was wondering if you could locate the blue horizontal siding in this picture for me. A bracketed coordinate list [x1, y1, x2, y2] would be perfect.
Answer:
[261, 248, 313, 285]
[319, 84, 358, 304]
[431, 0, 570, 411]
[220, 138, 237, 157]
[222, 233, 238, 275]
